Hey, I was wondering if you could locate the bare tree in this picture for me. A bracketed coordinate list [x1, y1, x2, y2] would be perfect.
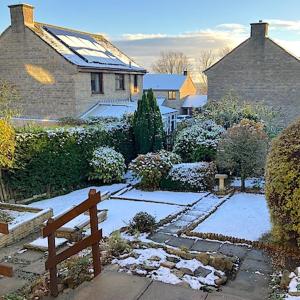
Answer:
[198, 47, 232, 94]
[151, 51, 192, 74]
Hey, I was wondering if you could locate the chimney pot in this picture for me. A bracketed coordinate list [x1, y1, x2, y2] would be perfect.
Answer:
[9, 3, 34, 32]
[250, 21, 269, 41]
[183, 70, 189, 76]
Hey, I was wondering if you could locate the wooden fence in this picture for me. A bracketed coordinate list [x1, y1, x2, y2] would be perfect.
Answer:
[0, 222, 13, 277]
[42, 189, 102, 297]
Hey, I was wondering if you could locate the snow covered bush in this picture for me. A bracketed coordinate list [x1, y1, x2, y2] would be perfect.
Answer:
[173, 119, 224, 162]
[161, 162, 216, 192]
[129, 150, 181, 190]
[266, 118, 300, 248]
[89, 147, 125, 184]
[128, 212, 157, 234]
[217, 119, 268, 192]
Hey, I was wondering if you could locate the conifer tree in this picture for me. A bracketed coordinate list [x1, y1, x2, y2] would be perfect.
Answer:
[133, 90, 164, 154]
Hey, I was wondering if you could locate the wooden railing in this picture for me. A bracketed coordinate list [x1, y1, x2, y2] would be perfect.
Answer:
[43, 189, 102, 297]
[0, 222, 13, 277]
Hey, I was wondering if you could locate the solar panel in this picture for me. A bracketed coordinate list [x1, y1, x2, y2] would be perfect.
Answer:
[44, 26, 126, 66]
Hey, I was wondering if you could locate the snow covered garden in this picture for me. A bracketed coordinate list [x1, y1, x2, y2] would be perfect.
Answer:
[0, 91, 299, 300]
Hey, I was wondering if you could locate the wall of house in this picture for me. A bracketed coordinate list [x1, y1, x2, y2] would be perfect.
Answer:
[74, 72, 143, 116]
[0, 26, 77, 119]
[205, 38, 300, 125]
[151, 90, 183, 111]
[180, 76, 197, 99]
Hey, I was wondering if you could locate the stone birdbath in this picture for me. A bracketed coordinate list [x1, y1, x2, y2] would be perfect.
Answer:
[215, 174, 228, 194]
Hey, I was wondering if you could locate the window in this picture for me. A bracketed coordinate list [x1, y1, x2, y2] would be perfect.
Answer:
[91, 73, 103, 94]
[133, 74, 138, 92]
[115, 74, 125, 90]
[168, 91, 176, 100]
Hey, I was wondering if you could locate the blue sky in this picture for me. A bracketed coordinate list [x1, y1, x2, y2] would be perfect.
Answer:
[1, 0, 300, 70]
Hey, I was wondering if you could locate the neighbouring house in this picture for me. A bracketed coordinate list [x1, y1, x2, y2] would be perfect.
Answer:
[143, 72, 206, 114]
[0, 4, 146, 123]
[204, 21, 300, 124]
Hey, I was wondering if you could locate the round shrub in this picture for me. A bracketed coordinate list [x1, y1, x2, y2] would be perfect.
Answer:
[265, 118, 300, 247]
[89, 146, 125, 184]
[173, 119, 224, 162]
[161, 162, 216, 192]
[128, 212, 156, 234]
[129, 150, 181, 190]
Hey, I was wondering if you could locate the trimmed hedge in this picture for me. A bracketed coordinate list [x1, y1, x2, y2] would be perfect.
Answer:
[265, 118, 300, 248]
[5, 122, 135, 199]
[161, 162, 216, 192]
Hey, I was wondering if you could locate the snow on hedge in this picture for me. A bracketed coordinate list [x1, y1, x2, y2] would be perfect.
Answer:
[167, 162, 216, 191]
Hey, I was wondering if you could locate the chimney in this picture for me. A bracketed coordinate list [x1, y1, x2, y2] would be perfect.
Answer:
[9, 4, 34, 32]
[250, 20, 269, 41]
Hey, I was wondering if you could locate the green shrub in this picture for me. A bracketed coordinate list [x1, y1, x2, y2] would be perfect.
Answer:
[265, 118, 300, 248]
[128, 212, 157, 234]
[88, 147, 125, 183]
[129, 150, 181, 190]
[5, 121, 135, 199]
[108, 231, 131, 256]
[173, 119, 224, 162]
[161, 162, 216, 192]
[217, 119, 269, 191]
[0, 210, 14, 223]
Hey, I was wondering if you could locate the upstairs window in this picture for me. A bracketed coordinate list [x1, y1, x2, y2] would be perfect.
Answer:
[133, 74, 138, 92]
[91, 73, 103, 94]
[168, 91, 176, 100]
[115, 74, 125, 90]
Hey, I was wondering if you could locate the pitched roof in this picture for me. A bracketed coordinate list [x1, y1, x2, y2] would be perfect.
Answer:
[30, 23, 146, 73]
[143, 74, 187, 90]
[182, 95, 208, 108]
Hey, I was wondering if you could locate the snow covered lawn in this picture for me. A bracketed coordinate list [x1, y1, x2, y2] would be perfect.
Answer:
[95, 200, 183, 236]
[112, 189, 208, 206]
[192, 193, 271, 241]
[30, 184, 128, 215]
[30, 184, 185, 236]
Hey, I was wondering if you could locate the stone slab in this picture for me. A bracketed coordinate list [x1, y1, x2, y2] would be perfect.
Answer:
[14, 249, 45, 263]
[191, 240, 221, 252]
[0, 277, 27, 296]
[149, 232, 172, 244]
[160, 225, 182, 234]
[218, 244, 249, 259]
[21, 259, 45, 275]
[245, 249, 270, 262]
[221, 270, 270, 300]
[240, 257, 272, 274]
[206, 293, 247, 300]
[57, 271, 151, 300]
[139, 280, 207, 300]
[165, 236, 195, 250]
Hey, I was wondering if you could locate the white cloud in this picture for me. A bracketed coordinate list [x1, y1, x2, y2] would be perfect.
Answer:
[121, 33, 167, 41]
[267, 19, 300, 32]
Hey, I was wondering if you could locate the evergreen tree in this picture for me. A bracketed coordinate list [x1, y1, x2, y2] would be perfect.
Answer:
[133, 90, 164, 154]
[147, 89, 164, 151]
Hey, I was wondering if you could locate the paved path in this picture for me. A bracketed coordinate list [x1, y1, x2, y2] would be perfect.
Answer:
[150, 233, 271, 300]
[56, 270, 247, 300]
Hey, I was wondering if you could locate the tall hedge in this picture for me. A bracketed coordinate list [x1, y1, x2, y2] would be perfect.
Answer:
[5, 122, 135, 199]
[265, 118, 300, 248]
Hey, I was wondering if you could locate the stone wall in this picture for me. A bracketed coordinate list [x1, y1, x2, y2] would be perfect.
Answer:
[0, 26, 77, 119]
[180, 76, 197, 99]
[205, 38, 300, 124]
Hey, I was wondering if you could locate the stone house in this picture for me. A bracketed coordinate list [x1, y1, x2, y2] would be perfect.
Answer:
[143, 73, 206, 114]
[0, 4, 146, 122]
[204, 21, 300, 124]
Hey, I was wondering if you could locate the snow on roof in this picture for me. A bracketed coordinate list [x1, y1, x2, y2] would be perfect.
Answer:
[182, 95, 208, 108]
[82, 101, 177, 119]
[143, 74, 187, 90]
[31, 23, 146, 73]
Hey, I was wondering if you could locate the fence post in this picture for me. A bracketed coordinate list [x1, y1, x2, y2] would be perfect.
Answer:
[88, 189, 101, 276]
[47, 218, 58, 297]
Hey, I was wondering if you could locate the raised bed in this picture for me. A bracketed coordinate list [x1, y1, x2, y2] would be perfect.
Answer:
[0, 203, 52, 248]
